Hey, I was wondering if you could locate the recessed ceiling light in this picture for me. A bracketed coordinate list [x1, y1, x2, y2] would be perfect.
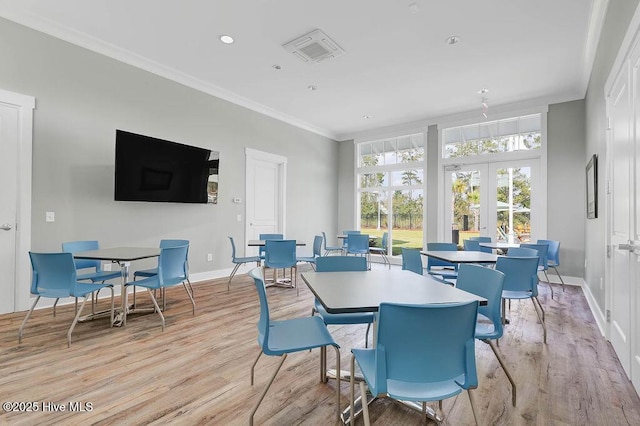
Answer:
[308, 85, 318, 91]
[363, 115, 372, 119]
[272, 64, 282, 70]
[478, 88, 489, 94]
[445, 36, 460, 45]
[219, 35, 234, 44]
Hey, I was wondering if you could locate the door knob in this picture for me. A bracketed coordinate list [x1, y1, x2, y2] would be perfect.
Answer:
[619, 243, 636, 252]
[1, 224, 12, 231]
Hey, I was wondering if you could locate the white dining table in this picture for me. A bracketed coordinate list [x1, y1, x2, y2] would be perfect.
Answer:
[421, 250, 498, 264]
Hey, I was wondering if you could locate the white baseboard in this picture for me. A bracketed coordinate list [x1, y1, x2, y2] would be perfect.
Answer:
[581, 279, 607, 337]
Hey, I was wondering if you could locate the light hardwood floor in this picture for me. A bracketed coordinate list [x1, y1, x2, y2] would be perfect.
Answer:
[1, 266, 639, 425]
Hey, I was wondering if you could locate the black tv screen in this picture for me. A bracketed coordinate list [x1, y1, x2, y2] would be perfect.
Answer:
[114, 130, 219, 203]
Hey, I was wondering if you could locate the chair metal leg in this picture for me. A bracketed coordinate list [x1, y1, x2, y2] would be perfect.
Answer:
[532, 297, 547, 343]
[332, 345, 341, 423]
[18, 296, 40, 343]
[53, 298, 59, 317]
[360, 380, 370, 426]
[250, 350, 263, 385]
[485, 339, 516, 406]
[68, 295, 90, 347]
[228, 263, 242, 290]
[542, 271, 554, 299]
[146, 288, 165, 331]
[551, 265, 566, 292]
[320, 346, 326, 382]
[183, 282, 196, 315]
[365, 322, 371, 348]
[467, 389, 479, 426]
[249, 354, 287, 426]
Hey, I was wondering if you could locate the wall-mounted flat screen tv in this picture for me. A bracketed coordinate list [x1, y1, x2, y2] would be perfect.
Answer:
[114, 130, 219, 204]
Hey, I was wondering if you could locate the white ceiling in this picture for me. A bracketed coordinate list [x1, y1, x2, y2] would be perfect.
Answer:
[0, 0, 605, 140]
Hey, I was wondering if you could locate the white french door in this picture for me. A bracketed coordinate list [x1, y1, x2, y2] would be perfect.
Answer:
[444, 159, 540, 244]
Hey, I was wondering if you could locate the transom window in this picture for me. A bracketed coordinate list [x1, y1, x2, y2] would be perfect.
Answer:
[443, 114, 541, 159]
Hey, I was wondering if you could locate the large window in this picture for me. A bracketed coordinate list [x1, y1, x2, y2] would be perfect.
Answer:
[358, 133, 425, 255]
[442, 112, 544, 245]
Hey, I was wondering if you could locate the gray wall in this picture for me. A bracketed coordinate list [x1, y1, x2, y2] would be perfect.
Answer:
[585, 0, 640, 310]
[0, 18, 338, 291]
[547, 100, 586, 277]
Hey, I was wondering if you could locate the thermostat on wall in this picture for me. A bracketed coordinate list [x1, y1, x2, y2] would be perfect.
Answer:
[233, 197, 242, 204]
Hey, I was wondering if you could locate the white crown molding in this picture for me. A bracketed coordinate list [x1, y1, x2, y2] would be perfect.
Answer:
[581, 0, 610, 96]
[0, 9, 338, 140]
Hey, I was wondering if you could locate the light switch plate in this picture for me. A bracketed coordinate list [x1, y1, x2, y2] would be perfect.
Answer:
[45, 211, 55, 222]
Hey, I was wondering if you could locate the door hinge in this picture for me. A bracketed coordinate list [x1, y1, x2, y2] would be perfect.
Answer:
[607, 245, 611, 258]
[606, 310, 611, 322]
[606, 180, 612, 195]
[606, 116, 611, 130]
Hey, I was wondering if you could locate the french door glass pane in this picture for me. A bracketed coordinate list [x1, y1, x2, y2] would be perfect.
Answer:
[451, 170, 481, 245]
[496, 167, 531, 242]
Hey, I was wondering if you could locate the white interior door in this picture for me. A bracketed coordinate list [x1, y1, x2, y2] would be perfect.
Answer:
[608, 61, 632, 378]
[0, 103, 18, 314]
[245, 148, 286, 256]
[0, 89, 34, 314]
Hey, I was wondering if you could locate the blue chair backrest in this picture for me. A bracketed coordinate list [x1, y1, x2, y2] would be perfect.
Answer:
[229, 236, 239, 259]
[376, 301, 478, 391]
[264, 240, 297, 268]
[495, 256, 539, 294]
[161, 239, 189, 275]
[381, 232, 388, 250]
[456, 264, 505, 338]
[158, 244, 189, 286]
[468, 236, 492, 253]
[342, 230, 361, 248]
[426, 242, 458, 270]
[537, 239, 560, 265]
[160, 239, 189, 248]
[312, 235, 323, 257]
[316, 256, 367, 272]
[463, 239, 481, 252]
[62, 240, 102, 272]
[506, 247, 537, 257]
[347, 234, 370, 254]
[29, 252, 77, 296]
[401, 248, 423, 275]
[248, 268, 273, 354]
[321, 231, 333, 250]
[520, 243, 549, 269]
[259, 233, 283, 257]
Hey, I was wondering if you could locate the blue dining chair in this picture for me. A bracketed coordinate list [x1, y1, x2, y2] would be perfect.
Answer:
[369, 232, 390, 268]
[456, 264, 516, 406]
[20, 252, 115, 347]
[520, 243, 553, 299]
[264, 239, 298, 295]
[350, 301, 480, 425]
[496, 255, 546, 343]
[463, 240, 494, 267]
[123, 244, 195, 330]
[346, 233, 370, 267]
[248, 267, 341, 425]
[425, 242, 459, 282]
[133, 239, 192, 307]
[312, 256, 373, 347]
[62, 240, 121, 314]
[258, 233, 283, 260]
[297, 235, 323, 270]
[322, 231, 342, 256]
[401, 247, 424, 275]
[468, 236, 492, 253]
[537, 239, 566, 292]
[227, 236, 261, 291]
[341, 230, 361, 252]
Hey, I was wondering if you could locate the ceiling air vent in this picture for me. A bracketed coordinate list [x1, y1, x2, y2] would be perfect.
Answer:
[283, 29, 345, 64]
